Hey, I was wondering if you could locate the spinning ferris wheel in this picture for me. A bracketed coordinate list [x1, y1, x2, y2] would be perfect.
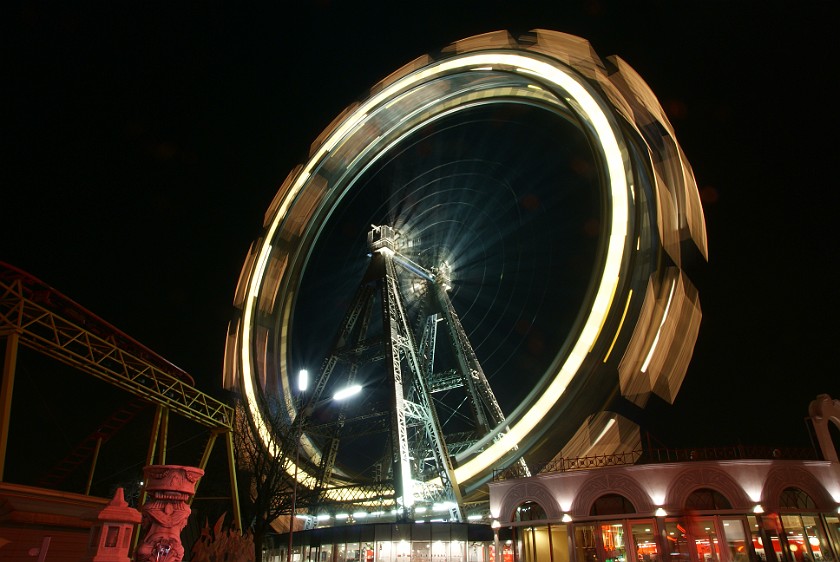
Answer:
[225, 29, 707, 521]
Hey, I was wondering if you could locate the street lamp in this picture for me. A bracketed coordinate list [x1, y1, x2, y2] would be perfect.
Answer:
[287, 374, 361, 562]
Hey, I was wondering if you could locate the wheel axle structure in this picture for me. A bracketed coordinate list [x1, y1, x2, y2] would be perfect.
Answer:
[225, 29, 707, 523]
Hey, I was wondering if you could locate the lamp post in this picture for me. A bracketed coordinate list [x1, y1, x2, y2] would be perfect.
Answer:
[492, 520, 501, 562]
[287, 371, 361, 562]
[287, 369, 307, 562]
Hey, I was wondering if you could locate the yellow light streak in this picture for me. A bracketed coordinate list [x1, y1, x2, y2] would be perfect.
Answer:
[603, 289, 634, 363]
[242, 49, 632, 493]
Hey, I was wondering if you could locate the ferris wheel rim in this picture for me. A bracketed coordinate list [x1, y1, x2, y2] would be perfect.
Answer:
[231, 30, 707, 505]
[243, 50, 628, 486]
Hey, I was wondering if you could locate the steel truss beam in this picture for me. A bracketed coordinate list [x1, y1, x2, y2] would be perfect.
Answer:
[0, 263, 241, 529]
[297, 225, 524, 521]
[0, 276, 231, 428]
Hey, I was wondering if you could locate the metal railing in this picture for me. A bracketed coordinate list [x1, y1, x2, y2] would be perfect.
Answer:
[642, 445, 818, 463]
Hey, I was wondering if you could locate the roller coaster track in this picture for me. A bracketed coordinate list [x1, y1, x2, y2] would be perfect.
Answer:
[0, 262, 232, 428]
[0, 261, 240, 527]
[35, 398, 149, 489]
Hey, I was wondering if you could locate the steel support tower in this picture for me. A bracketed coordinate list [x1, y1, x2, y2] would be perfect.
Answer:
[299, 225, 518, 521]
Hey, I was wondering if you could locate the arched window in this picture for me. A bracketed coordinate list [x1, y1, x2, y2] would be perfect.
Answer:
[590, 494, 636, 516]
[779, 487, 817, 510]
[515, 500, 547, 521]
[685, 488, 732, 510]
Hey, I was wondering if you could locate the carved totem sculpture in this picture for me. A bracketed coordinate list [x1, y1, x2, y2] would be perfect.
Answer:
[135, 465, 204, 562]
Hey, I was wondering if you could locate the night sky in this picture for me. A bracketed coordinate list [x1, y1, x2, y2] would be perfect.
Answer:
[2, 1, 837, 488]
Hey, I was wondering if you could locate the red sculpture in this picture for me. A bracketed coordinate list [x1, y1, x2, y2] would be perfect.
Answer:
[135, 465, 204, 562]
[81, 487, 142, 562]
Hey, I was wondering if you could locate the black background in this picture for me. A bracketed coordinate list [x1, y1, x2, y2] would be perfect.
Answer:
[2, 1, 837, 488]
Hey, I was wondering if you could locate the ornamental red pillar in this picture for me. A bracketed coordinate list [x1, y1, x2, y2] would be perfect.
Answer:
[135, 465, 204, 562]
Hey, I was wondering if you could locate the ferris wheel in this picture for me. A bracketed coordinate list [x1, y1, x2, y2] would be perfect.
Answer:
[226, 29, 707, 521]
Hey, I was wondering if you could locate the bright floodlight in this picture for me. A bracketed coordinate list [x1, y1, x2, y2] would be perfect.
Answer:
[333, 384, 362, 401]
[298, 369, 309, 392]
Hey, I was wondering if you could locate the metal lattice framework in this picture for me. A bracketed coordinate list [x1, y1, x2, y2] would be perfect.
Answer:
[0, 262, 241, 528]
[0, 266, 231, 427]
[303, 225, 491, 521]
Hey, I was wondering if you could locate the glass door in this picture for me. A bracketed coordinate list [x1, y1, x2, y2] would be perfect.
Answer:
[630, 520, 660, 562]
[601, 522, 628, 562]
[691, 519, 721, 562]
[721, 518, 750, 562]
[665, 521, 692, 562]
[575, 524, 599, 562]
[821, 516, 839, 562]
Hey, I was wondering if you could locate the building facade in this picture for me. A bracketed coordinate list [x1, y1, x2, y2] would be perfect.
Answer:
[487, 396, 840, 562]
[266, 396, 840, 562]
[489, 457, 839, 562]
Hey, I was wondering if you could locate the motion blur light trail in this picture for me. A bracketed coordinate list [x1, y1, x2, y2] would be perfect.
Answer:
[225, 29, 707, 518]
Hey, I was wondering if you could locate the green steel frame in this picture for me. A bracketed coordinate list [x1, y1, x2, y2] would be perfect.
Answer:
[0, 265, 242, 529]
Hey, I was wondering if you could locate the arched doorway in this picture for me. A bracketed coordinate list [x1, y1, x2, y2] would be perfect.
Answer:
[572, 494, 638, 562]
[682, 488, 735, 562]
[512, 500, 568, 562]
[776, 487, 835, 562]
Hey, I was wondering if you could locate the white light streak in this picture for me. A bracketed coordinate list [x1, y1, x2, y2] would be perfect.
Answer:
[581, 418, 616, 457]
[641, 278, 677, 373]
[333, 384, 362, 401]
[243, 48, 633, 494]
